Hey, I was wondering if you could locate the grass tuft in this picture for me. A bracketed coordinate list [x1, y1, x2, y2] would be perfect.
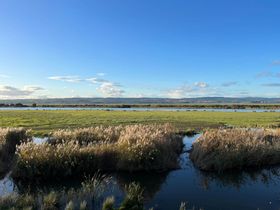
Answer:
[13, 124, 182, 180]
[190, 128, 280, 171]
[0, 128, 30, 175]
[119, 182, 144, 210]
[0, 173, 110, 210]
[102, 196, 115, 210]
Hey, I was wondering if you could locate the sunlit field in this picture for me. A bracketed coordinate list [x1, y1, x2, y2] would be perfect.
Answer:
[0, 110, 279, 136]
[1, 111, 280, 209]
[190, 128, 280, 171]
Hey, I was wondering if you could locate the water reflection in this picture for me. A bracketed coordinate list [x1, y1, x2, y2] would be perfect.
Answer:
[2, 135, 280, 209]
[113, 171, 169, 202]
[32, 137, 48, 144]
[198, 167, 280, 190]
[1, 107, 280, 113]
[0, 173, 17, 196]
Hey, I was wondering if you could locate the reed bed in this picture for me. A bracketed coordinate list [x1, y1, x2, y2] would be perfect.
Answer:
[0, 173, 111, 210]
[0, 128, 30, 174]
[102, 182, 144, 210]
[0, 180, 189, 210]
[13, 124, 182, 180]
[190, 128, 280, 171]
[49, 126, 124, 145]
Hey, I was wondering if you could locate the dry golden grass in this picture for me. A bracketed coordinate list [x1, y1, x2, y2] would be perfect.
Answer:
[0, 173, 111, 210]
[0, 128, 30, 175]
[117, 124, 182, 171]
[0, 128, 30, 149]
[13, 124, 182, 179]
[50, 125, 124, 145]
[190, 128, 280, 171]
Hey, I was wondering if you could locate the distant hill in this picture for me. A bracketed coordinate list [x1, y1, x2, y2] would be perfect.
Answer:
[1, 97, 280, 105]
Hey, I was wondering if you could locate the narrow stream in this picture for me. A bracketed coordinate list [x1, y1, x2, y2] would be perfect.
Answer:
[110, 135, 280, 210]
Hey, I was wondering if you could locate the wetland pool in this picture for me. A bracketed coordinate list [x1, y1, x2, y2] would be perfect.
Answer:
[1, 135, 280, 210]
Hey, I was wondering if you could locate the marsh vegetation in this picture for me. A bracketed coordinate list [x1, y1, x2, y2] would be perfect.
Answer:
[2, 117, 280, 209]
[13, 124, 182, 180]
[190, 128, 280, 171]
[0, 128, 30, 175]
[0, 173, 161, 210]
[0, 173, 111, 210]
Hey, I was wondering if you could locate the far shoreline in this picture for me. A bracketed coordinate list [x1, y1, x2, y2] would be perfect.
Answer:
[2, 103, 280, 110]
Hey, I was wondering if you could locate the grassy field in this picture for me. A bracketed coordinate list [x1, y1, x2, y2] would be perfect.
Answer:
[0, 110, 280, 135]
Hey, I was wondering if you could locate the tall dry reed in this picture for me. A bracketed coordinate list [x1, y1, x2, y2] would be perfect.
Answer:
[190, 128, 280, 171]
[0, 173, 111, 210]
[50, 126, 123, 145]
[0, 128, 30, 175]
[13, 124, 182, 180]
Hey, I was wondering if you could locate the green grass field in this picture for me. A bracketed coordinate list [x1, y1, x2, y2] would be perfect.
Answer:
[0, 110, 280, 136]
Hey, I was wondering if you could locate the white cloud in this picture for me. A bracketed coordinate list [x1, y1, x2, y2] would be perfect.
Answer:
[165, 84, 195, 98]
[0, 85, 44, 98]
[48, 76, 82, 83]
[164, 82, 222, 98]
[48, 74, 107, 83]
[86, 77, 109, 84]
[261, 83, 280, 87]
[0, 74, 9, 78]
[97, 73, 105, 76]
[194, 82, 209, 88]
[166, 89, 187, 98]
[23, 85, 44, 92]
[48, 74, 125, 97]
[97, 82, 125, 97]
[256, 71, 280, 78]
[272, 60, 280, 66]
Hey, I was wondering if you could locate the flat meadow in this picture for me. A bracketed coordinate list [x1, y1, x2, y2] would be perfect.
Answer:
[1, 109, 280, 210]
[0, 110, 279, 136]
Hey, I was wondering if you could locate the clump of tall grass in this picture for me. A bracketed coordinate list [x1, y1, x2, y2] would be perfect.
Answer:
[0, 173, 111, 210]
[50, 126, 123, 145]
[0, 179, 200, 210]
[190, 128, 280, 171]
[0, 128, 30, 174]
[13, 124, 182, 179]
[13, 141, 118, 179]
[117, 124, 182, 171]
[102, 182, 144, 210]
[102, 182, 202, 210]
[0, 128, 30, 155]
[0, 181, 148, 210]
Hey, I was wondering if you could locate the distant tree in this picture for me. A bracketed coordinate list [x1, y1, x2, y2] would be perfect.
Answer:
[15, 103, 24, 107]
[32, 103, 37, 107]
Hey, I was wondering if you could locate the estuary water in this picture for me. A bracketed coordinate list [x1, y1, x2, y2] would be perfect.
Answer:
[1, 107, 280, 112]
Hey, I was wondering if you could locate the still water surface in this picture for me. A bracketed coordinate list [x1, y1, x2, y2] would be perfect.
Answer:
[1, 135, 280, 209]
[1, 107, 280, 112]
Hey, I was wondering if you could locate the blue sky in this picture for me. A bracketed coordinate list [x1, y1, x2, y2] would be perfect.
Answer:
[0, 0, 280, 99]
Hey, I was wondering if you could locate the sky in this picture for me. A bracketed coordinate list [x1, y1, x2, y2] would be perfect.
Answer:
[0, 0, 280, 99]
